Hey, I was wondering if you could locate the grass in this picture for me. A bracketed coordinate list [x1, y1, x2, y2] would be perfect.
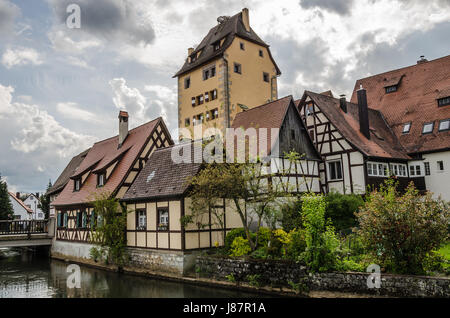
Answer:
[436, 241, 450, 261]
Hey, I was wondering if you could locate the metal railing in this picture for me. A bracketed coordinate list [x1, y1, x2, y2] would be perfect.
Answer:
[0, 219, 48, 236]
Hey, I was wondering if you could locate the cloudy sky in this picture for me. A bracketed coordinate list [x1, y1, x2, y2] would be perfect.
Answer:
[0, 0, 450, 194]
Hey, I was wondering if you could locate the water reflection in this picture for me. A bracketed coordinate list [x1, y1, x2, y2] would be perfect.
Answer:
[0, 248, 264, 298]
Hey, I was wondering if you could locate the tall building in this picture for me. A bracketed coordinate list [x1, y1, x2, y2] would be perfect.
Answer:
[174, 8, 281, 139]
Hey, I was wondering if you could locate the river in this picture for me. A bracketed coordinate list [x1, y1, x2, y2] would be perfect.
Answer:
[0, 247, 266, 298]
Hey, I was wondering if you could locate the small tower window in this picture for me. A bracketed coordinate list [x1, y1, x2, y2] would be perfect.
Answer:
[184, 77, 190, 89]
[259, 49, 263, 57]
[234, 63, 242, 74]
[240, 42, 245, 50]
[438, 96, 450, 107]
[263, 72, 269, 83]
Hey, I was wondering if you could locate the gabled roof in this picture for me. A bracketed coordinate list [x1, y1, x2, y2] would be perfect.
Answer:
[52, 117, 173, 207]
[46, 148, 90, 196]
[123, 142, 203, 201]
[299, 91, 410, 160]
[8, 192, 33, 213]
[350, 54, 450, 154]
[173, 10, 281, 78]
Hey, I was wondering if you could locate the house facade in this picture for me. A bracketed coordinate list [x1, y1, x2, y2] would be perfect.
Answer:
[50, 111, 173, 260]
[350, 55, 450, 200]
[23, 193, 45, 220]
[174, 8, 281, 139]
[8, 192, 32, 220]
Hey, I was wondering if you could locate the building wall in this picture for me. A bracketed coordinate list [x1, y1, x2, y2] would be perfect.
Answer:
[9, 194, 30, 220]
[23, 195, 44, 220]
[177, 36, 278, 138]
[422, 150, 450, 201]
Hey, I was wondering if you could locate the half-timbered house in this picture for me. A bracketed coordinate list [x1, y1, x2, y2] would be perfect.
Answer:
[297, 89, 424, 194]
[51, 111, 173, 260]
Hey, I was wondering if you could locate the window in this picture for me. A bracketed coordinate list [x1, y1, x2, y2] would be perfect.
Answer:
[205, 92, 209, 102]
[193, 114, 204, 125]
[191, 97, 196, 107]
[438, 96, 450, 107]
[438, 119, 450, 132]
[390, 163, 407, 177]
[211, 108, 219, 120]
[213, 42, 220, 51]
[437, 161, 444, 171]
[184, 77, 190, 89]
[97, 173, 105, 187]
[202, 66, 215, 81]
[424, 162, 431, 176]
[328, 161, 342, 181]
[240, 42, 245, 50]
[63, 212, 68, 227]
[205, 112, 210, 121]
[185, 118, 190, 127]
[210, 89, 218, 100]
[158, 208, 169, 231]
[367, 162, 388, 177]
[82, 211, 87, 228]
[402, 122, 411, 134]
[409, 164, 422, 176]
[74, 178, 81, 192]
[259, 49, 263, 57]
[234, 63, 242, 74]
[76, 211, 82, 228]
[57, 212, 62, 227]
[309, 129, 315, 141]
[305, 104, 313, 116]
[136, 209, 146, 230]
[196, 95, 204, 105]
[385, 85, 397, 93]
[263, 72, 269, 83]
[422, 122, 434, 134]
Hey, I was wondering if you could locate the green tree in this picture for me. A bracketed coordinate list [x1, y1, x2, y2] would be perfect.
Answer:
[356, 180, 450, 274]
[0, 174, 13, 220]
[89, 191, 129, 268]
[38, 180, 52, 219]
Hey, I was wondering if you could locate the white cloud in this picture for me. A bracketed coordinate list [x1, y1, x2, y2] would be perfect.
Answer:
[109, 78, 148, 125]
[0, 84, 96, 157]
[56, 102, 100, 123]
[1, 47, 43, 69]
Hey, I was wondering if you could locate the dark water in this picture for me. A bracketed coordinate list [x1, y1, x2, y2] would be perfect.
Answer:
[0, 248, 265, 298]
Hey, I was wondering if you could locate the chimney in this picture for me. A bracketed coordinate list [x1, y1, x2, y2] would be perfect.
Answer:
[188, 47, 194, 56]
[242, 8, 250, 32]
[357, 85, 370, 140]
[35, 192, 39, 199]
[16, 192, 20, 199]
[339, 94, 347, 113]
[417, 55, 428, 64]
[118, 110, 129, 148]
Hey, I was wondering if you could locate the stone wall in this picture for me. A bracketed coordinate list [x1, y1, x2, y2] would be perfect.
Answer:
[196, 256, 450, 298]
[51, 240, 96, 260]
[127, 248, 199, 275]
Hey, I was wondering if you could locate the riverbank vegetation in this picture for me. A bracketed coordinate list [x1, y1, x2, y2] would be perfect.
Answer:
[205, 179, 450, 277]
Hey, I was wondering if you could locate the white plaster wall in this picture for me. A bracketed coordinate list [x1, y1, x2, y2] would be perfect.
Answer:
[422, 151, 450, 201]
[23, 195, 44, 220]
[51, 240, 96, 260]
[9, 194, 30, 220]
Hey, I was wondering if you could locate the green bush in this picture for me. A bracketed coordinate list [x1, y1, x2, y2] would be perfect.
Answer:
[256, 227, 271, 248]
[325, 192, 364, 233]
[230, 237, 252, 257]
[225, 228, 249, 252]
[356, 180, 450, 275]
[301, 193, 341, 272]
[280, 199, 303, 232]
[250, 248, 269, 259]
[286, 229, 307, 261]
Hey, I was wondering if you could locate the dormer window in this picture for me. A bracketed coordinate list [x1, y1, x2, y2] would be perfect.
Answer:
[438, 119, 450, 132]
[74, 178, 81, 192]
[422, 122, 434, 134]
[438, 96, 450, 107]
[97, 173, 106, 187]
[213, 42, 220, 51]
[402, 122, 411, 134]
[385, 85, 397, 93]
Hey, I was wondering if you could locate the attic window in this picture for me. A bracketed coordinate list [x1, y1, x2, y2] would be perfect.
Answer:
[385, 85, 397, 93]
[97, 173, 106, 187]
[422, 122, 434, 134]
[240, 42, 245, 50]
[213, 42, 220, 51]
[402, 122, 411, 134]
[438, 119, 450, 132]
[74, 178, 81, 192]
[438, 96, 450, 107]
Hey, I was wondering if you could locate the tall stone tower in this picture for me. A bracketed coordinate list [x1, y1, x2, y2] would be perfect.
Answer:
[174, 8, 281, 140]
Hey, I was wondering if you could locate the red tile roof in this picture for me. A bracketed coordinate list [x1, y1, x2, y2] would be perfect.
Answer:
[350, 54, 450, 154]
[52, 117, 167, 207]
[298, 91, 410, 160]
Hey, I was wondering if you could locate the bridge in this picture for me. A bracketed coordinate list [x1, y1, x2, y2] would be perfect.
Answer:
[0, 219, 55, 248]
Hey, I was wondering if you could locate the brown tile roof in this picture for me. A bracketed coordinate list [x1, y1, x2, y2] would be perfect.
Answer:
[299, 91, 410, 160]
[350, 54, 450, 154]
[46, 148, 90, 196]
[9, 192, 33, 213]
[231, 96, 293, 157]
[173, 10, 280, 78]
[52, 118, 170, 207]
[123, 142, 203, 201]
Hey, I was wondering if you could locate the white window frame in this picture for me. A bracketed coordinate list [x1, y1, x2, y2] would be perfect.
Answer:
[438, 119, 450, 132]
[389, 163, 407, 177]
[137, 210, 146, 230]
[422, 122, 434, 134]
[409, 164, 422, 177]
[402, 122, 411, 134]
[367, 162, 389, 177]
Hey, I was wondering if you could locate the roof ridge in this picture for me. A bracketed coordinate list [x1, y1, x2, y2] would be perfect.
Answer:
[355, 54, 450, 82]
